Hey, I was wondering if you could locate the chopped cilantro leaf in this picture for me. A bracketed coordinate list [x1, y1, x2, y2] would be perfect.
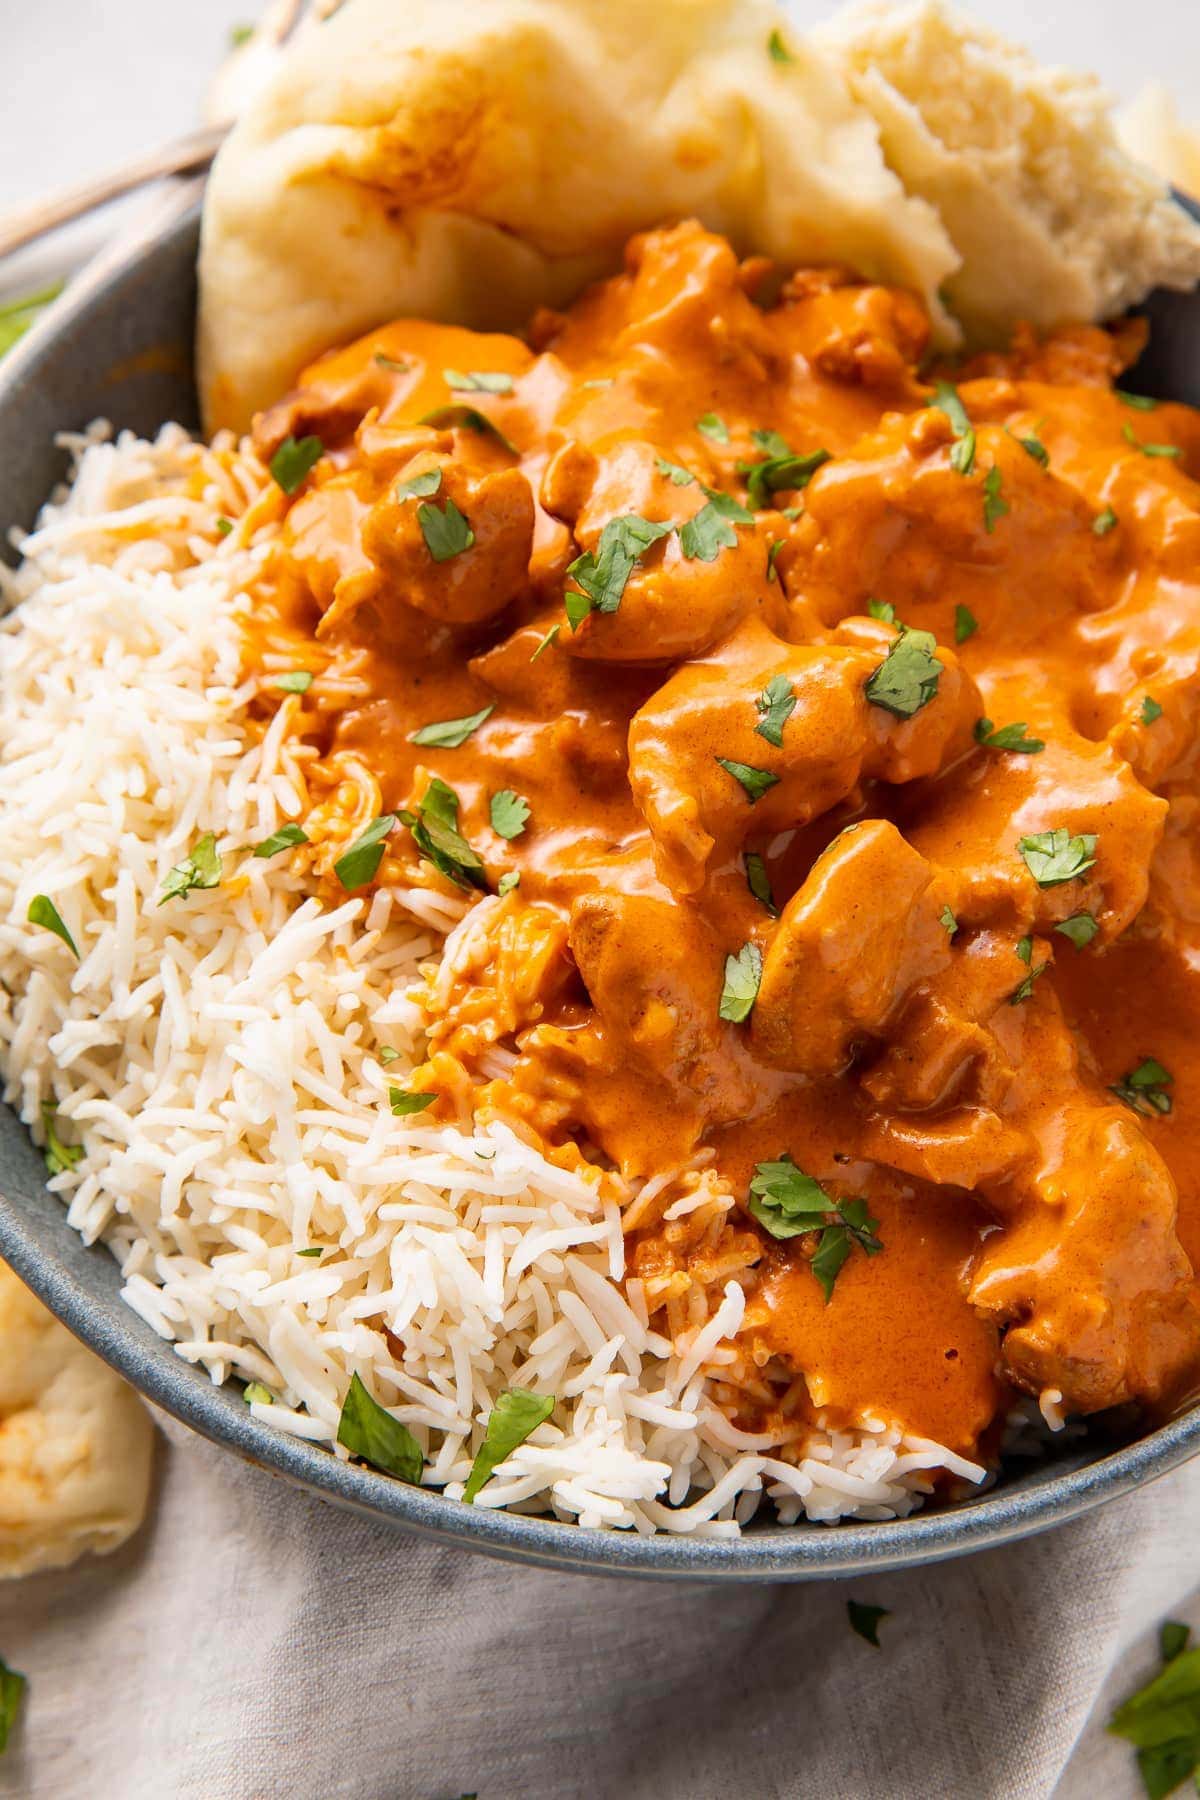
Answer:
[0, 1657, 26, 1753]
[932, 382, 976, 475]
[489, 789, 530, 840]
[748, 1157, 832, 1238]
[529, 623, 560, 662]
[865, 628, 941, 718]
[679, 501, 738, 561]
[1140, 695, 1164, 725]
[810, 1197, 882, 1303]
[848, 1601, 890, 1647]
[394, 467, 443, 500]
[655, 456, 695, 486]
[27, 894, 78, 957]
[739, 446, 830, 509]
[389, 1088, 437, 1116]
[1094, 505, 1119, 536]
[1108, 1624, 1200, 1800]
[983, 466, 1009, 532]
[867, 598, 896, 622]
[974, 717, 1045, 754]
[215, 516, 233, 537]
[443, 369, 514, 394]
[766, 539, 785, 582]
[244, 1381, 274, 1404]
[1162, 1621, 1191, 1663]
[417, 405, 519, 456]
[745, 852, 778, 916]
[497, 871, 521, 897]
[767, 27, 793, 62]
[400, 782, 487, 891]
[40, 1101, 82, 1177]
[158, 832, 222, 905]
[1055, 913, 1099, 950]
[464, 1388, 555, 1503]
[755, 674, 796, 747]
[1123, 423, 1182, 460]
[1018, 829, 1097, 888]
[334, 816, 397, 891]
[696, 413, 729, 444]
[939, 905, 958, 938]
[274, 669, 314, 693]
[253, 823, 309, 859]
[1009, 936, 1048, 1004]
[337, 1372, 423, 1483]
[567, 514, 674, 621]
[954, 603, 979, 644]
[379, 1047, 401, 1064]
[409, 704, 494, 748]
[1011, 431, 1049, 467]
[1110, 1057, 1173, 1117]
[269, 435, 324, 495]
[417, 497, 475, 562]
[1117, 390, 1159, 411]
[374, 352, 411, 373]
[716, 757, 780, 803]
[719, 942, 763, 1024]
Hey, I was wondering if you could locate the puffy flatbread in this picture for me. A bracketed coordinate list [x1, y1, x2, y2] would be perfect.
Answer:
[198, 0, 956, 431]
[1118, 84, 1200, 204]
[0, 1262, 154, 1579]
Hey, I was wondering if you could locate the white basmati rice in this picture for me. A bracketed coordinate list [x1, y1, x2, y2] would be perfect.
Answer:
[0, 425, 987, 1533]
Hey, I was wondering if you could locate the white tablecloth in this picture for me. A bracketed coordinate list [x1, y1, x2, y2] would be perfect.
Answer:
[0, 1416, 1194, 1797]
[6, 5, 1200, 1796]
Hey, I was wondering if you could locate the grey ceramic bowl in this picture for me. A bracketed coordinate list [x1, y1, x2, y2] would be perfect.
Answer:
[3, 189, 1200, 1582]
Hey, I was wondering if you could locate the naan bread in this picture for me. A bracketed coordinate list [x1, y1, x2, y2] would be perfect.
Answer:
[819, 1, 1200, 345]
[1118, 84, 1200, 205]
[0, 1262, 154, 1578]
[198, 0, 1200, 433]
[198, 0, 956, 431]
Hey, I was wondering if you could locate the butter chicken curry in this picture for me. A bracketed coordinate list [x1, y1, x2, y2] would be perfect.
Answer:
[243, 221, 1200, 1473]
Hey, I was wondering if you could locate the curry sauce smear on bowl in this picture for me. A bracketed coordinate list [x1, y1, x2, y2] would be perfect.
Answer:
[244, 220, 1200, 1473]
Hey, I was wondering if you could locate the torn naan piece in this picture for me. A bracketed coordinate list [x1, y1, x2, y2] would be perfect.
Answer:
[0, 1262, 154, 1579]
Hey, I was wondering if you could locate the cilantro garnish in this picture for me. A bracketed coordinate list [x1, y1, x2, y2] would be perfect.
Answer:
[334, 816, 397, 891]
[417, 496, 475, 562]
[1055, 913, 1098, 950]
[755, 674, 796, 747]
[390, 1088, 437, 1116]
[489, 789, 530, 840]
[296, 1247, 323, 1258]
[529, 624, 560, 662]
[399, 780, 486, 891]
[745, 852, 778, 916]
[932, 382, 976, 475]
[443, 369, 514, 395]
[158, 832, 222, 905]
[655, 457, 695, 486]
[274, 670, 314, 693]
[696, 413, 729, 444]
[244, 1381, 274, 1405]
[719, 943, 763, 1024]
[974, 717, 1045, 754]
[1009, 936, 1048, 1004]
[1093, 506, 1119, 536]
[0, 1657, 26, 1754]
[716, 758, 780, 803]
[865, 628, 942, 718]
[417, 405, 519, 456]
[1018, 829, 1097, 888]
[1117, 390, 1159, 411]
[253, 823, 309, 859]
[394, 467, 443, 500]
[497, 871, 521, 897]
[337, 1372, 423, 1483]
[1108, 1618, 1200, 1799]
[374, 352, 411, 373]
[269, 435, 324, 495]
[27, 894, 78, 958]
[379, 1047, 401, 1064]
[766, 539, 785, 582]
[748, 1158, 882, 1302]
[678, 488, 754, 562]
[408, 704, 494, 748]
[1123, 423, 1182, 460]
[464, 1388, 555, 1503]
[40, 1101, 82, 1177]
[566, 514, 673, 623]
[867, 598, 896, 622]
[738, 445, 830, 509]
[1110, 1058, 1173, 1117]
[1011, 431, 1049, 468]
[216, 517, 233, 537]
[983, 466, 1009, 532]
[1140, 696, 1164, 725]
[954, 604, 978, 644]
[939, 905, 958, 938]
[767, 27, 793, 62]
[848, 1601, 890, 1647]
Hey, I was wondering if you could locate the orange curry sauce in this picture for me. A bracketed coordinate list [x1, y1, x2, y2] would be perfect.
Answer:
[243, 221, 1200, 1467]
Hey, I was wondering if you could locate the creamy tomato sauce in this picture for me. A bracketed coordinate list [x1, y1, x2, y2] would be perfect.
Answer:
[242, 220, 1200, 1464]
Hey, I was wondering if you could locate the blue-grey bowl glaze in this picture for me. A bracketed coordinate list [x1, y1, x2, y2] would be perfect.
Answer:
[3, 194, 1200, 1581]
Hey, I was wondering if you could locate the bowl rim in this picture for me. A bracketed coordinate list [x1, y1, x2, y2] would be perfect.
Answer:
[3, 190, 1200, 1582]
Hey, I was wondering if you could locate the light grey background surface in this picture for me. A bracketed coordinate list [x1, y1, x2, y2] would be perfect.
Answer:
[3, 4, 1200, 1798]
